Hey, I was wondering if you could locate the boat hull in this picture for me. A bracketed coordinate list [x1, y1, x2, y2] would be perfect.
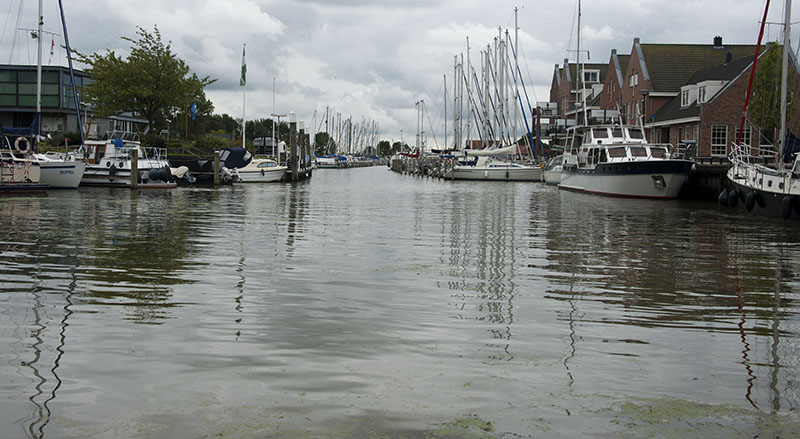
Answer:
[559, 160, 692, 199]
[236, 167, 287, 183]
[38, 160, 86, 188]
[725, 163, 800, 220]
[81, 165, 176, 188]
[445, 165, 543, 181]
[543, 169, 561, 185]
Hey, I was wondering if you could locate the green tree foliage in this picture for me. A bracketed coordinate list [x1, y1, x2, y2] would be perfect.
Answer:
[376, 140, 391, 156]
[314, 132, 336, 155]
[75, 26, 215, 133]
[750, 42, 794, 143]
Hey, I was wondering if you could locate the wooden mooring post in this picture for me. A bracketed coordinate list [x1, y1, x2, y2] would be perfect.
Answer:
[213, 150, 220, 186]
[130, 149, 138, 189]
[290, 120, 298, 182]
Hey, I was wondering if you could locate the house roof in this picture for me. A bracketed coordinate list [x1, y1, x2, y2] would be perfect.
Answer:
[687, 55, 754, 84]
[652, 94, 700, 124]
[614, 54, 631, 86]
[564, 62, 608, 87]
[638, 43, 761, 92]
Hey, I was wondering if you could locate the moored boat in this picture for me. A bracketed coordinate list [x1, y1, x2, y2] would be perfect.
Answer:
[78, 131, 177, 188]
[1, 136, 47, 193]
[559, 125, 693, 199]
[543, 155, 563, 185]
[721, 0, 800, 220]
[236, 157, 287, 182]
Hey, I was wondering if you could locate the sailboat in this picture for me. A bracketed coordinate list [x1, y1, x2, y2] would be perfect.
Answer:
[723, 0, 800, 220]
[443, 10, 544, 182]
[32, 0, 86, 188]
[558, 0, 692, 199]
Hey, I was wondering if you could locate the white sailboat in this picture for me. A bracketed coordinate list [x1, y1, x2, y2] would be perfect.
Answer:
[722, 0, 800, 220]
[33, 0, 86, 188]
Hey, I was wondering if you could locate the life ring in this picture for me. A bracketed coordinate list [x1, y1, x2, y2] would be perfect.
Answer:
[14, 136, 30, 154]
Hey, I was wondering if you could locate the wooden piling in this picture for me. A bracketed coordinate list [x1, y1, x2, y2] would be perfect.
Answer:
[213, 150, 220, 186]
[130, 149, 138, 189]
[290, 122, 298, 182]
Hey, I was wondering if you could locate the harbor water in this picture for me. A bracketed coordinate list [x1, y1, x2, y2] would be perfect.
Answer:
[1, 166, 800, 438]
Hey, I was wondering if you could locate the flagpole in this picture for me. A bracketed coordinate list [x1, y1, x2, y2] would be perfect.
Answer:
[241, 42, 246, 148]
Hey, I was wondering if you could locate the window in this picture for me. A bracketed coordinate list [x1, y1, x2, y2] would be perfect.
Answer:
[593, 128, 609, 138]
[629, 129, 644, 140]
[630, 146, 648, 157]
[735, 125, 752, 146]
[584, 70, 599, 83]
[711, 124, 728, 156]
[608, 147, 626, 158]
[698, 86, 707, 103]
[681, 89, 690, 107]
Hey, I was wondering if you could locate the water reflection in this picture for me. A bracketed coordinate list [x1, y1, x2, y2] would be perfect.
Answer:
[542, 190, 800, 412]
[443, 184, 519, 361]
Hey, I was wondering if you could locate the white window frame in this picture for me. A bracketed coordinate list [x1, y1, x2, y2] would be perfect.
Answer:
[711, 124, 728, 156]
[681, 90, 690, 107]
[698, 86, 707, 103]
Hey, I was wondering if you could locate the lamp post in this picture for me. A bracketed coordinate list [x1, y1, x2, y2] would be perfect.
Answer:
[641, 90, 650, 140]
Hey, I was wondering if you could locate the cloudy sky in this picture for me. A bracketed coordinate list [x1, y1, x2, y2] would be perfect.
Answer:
[0, 0, 794, 145]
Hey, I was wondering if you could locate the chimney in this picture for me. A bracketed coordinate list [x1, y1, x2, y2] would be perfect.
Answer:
[725, 52, 732, 63]
[611, 49, 617, 55]
[634, 37, 640, 45]
[713, 36, 723, 48]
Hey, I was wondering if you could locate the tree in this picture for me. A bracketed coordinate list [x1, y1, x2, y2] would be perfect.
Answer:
[750, 42, 794, 144]
[76, 26, 215, 133]
[314, 132, 336, 155]
[376, 140, 391, 156]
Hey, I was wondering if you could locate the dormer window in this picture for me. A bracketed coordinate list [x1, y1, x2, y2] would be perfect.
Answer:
[629, 73, 638, 87]
[698, 86, 707, 103]
[681, 89, 691, 107]
[583, 70, 599, 83]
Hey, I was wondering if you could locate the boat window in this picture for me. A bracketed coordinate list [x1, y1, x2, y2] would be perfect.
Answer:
[629, 146, 648, 157]
[593, 128, 609, 138]
[629, 129, 644, 140]
[583, 133, 592, 144]
[257, 162, 276, 168]
[607, 147, 627, 158]
[612, 128, 623, 138]
[649, 147, 667, 158]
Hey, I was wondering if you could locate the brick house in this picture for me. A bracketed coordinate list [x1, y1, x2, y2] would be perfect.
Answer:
[599, 49, 630, 112]
[615, 37, 758, 128]
[550, 58, 608, 121]
[651, 44, 800, 158]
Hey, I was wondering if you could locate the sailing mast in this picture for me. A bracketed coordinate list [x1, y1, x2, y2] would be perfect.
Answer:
[35, 0, 43, 151]
[779, 0, 792, 169]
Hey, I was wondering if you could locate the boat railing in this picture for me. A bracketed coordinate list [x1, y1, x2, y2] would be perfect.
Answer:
[729, 142, 775, 165]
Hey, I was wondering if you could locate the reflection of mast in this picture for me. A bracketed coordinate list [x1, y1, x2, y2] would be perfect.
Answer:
[22, 289, 47, 439]
[735, 267, 758, 409]
[563, 287, 577, 388]
[769, 281, 782, 413]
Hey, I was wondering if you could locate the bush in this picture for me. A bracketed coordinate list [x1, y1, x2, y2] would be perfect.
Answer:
[141, 133, 166, 149]
[194, 135, 235, 153]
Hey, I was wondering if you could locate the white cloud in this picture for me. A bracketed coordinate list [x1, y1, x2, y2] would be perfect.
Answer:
[0, 0, 790, 144]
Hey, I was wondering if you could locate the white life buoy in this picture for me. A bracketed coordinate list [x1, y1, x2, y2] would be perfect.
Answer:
[14, 136, 30, 154]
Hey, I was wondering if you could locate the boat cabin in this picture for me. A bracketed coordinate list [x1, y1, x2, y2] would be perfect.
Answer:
[567, 125, 672, 169]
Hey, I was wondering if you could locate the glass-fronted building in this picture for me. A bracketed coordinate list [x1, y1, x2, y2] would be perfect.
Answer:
[0, 64, 146, 137]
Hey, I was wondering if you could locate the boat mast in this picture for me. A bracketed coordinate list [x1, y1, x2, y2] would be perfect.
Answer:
[737, 0, 771, 146]
[444, 74, 448, 149]
[57, 0, 83, 145]
[35, 0, 43, 150]
[779, 0, 791, 169]
[513, 7, 519, 146]
[578, 0, 588, 125]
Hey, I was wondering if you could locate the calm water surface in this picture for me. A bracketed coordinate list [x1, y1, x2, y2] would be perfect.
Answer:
[1, 166, 800, 438]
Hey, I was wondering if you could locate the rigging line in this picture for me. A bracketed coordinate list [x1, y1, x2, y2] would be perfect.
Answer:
[0, 0, 18, 54]
[9, 0, 25, 64]
[424, 101, 439, 149]
[509, 37, 541, 159]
